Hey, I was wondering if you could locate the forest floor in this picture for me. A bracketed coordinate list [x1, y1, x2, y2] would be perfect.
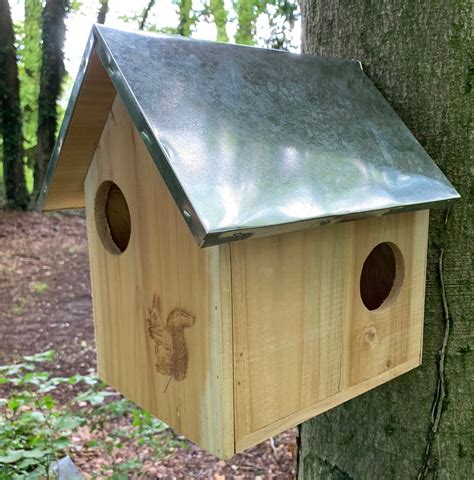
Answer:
[0, 210, 297, 479]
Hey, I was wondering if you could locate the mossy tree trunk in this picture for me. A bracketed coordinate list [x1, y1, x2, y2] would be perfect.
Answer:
[0, 0, 30, 209]
[176, 0, 195, 37]
[22, 0, 43, 160]
[33, 0, 68, 199]
[233, 0, 266, 45]
[298, 1, 473, 479]
[210, 0, 229, 43]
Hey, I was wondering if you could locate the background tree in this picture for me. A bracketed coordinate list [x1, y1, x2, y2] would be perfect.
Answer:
[19, 0, 42, 165]
[0, 0, 30, 209]
[234, 0, 266, 45]
[298, 1, 473, 478]
[263, 0, 297, 50]
[232, 0, 297, 48]
[176, 0, 196, 37]
[1, 0, 300, 205]
[209, 0, 228, 43]
[33, 0, 69, 198]
[96, 0, 108, 25]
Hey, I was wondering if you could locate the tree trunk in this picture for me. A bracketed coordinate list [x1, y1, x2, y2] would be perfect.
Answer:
[0, 0, 30, 209]
[210, 0, 228, 42]
[33, 0, 68, 199]
[177, 0, 195, 37]
[22, 0, 43, 159]
[96, 0, 108, 24]
[298, 1, 473, 479]
[233, 0, 263, 45]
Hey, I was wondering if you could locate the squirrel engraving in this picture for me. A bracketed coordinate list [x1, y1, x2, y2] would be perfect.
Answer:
[145, 294, 195, 382]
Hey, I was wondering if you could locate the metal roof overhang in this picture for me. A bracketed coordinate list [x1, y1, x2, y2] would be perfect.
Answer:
[40, 25, 459, 247]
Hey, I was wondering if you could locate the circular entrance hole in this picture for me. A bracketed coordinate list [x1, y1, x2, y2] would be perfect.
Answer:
[94, 181, 131, 255]
[359, 242, 404, 311]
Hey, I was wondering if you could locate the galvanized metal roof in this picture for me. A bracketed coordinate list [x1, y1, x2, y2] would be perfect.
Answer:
[40, 25, 459, 246]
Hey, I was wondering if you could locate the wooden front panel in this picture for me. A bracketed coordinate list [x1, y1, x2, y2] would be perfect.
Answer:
[231, 210, 428, 450]
[84, 96, 234, 457]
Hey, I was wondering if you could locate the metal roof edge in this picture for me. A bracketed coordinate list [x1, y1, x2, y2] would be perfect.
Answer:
[38, 25, 208, 245]
[92, 25, 208, 246]
[200, 195, 460, 247]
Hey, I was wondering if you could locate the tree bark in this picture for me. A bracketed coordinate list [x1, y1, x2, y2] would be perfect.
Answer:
[96, 0, 108, 24]
[0, 0, 30, 209]
[233, 0, 264, 45]
[22, 0, 43, 158]
[177, 0, 195, 37]
[209, 0, 228, 42]
[33, 0, 68, 199]
[298, 2, 473, 479]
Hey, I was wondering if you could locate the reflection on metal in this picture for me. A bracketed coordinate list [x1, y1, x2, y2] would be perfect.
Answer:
[40, 25, 459, 247]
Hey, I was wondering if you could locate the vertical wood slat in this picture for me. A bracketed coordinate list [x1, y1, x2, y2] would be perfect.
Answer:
[231, 210, 428, 450]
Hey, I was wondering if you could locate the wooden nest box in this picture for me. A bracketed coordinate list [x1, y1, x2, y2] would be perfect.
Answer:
[40, 26, 459, 457]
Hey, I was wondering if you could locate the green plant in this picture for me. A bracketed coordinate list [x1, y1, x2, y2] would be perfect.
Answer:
[0, 351, 85, 478]
[29, 281, 48, 293]
[10, 296, 29, 315]
[86, 398, 187, 477]
[0, 351, 187, 478]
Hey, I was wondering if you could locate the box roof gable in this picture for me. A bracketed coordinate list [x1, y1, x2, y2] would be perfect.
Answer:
[40, 25, 459, 247]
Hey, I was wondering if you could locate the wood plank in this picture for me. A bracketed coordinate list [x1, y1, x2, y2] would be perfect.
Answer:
[84, 96, 234, 457]
[231, 210, 429, 446]
[44, 51, 116, 210]
[235, 357, 420, 452]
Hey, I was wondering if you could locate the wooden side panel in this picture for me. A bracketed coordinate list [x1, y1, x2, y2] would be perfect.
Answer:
[44, 52, 116, 210]
[84, 96, 234, 457]
[231, 210, 428, 450]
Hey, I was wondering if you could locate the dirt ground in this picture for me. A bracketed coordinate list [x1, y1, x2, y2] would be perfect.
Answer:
[0, 210, 297, 478]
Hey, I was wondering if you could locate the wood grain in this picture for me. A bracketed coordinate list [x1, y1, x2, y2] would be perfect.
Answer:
[235, 357, 419, 452]
[44, 52, 116, 210]
[84, 96, 234, 458]
[231, 210, 428, 448]
[82, 94, 429, 457]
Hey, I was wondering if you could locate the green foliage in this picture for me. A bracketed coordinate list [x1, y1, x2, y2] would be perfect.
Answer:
[88, 399, 187, 477]
[0, 146, 33, 206]
[0, 351, 183, 478]
[119, 10, 178, 36]
[0, 0, 299, 206]
[29, 281, 48, 293]
[234, 0, 299, 48]
[10, 296, 29, 315]
[17, 0, 42, 157]
[0, 0, 30, 209]
[0, 351, 83, 478]
[122, 0, 299, 47]
[262, 0, 299, 50]
[174, 0, 196, 37]
[209, 0, 229, 42]
[33, 0, 69, 197]
[234, 0, 266, 45]
[10, 0, 42, 197]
